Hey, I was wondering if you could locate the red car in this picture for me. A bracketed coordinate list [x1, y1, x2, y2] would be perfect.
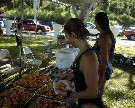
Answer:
[23, 19, 50, 33]
[11, 19, 50, 34]
[122, 27, 135, 40]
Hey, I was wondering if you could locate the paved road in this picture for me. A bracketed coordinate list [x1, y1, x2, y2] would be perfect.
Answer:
[40, 32, 135, 47]
[116, 38, 135, 46]
[2, 29, 135, 47]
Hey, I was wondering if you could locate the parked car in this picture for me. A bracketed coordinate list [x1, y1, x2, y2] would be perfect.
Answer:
[23, 19, 50, 33]
[122, 27, 135, 40]
[0, 21, 4, 28]
[85, 22, 99, 36]
[0, 17, 11, 28]
[11, 19, 51, 34]
[11, 20, 17, 27]
[45, 21, 55, 30]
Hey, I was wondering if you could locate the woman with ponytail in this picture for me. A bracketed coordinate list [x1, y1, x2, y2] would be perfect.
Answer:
[93, 12, 116, 98]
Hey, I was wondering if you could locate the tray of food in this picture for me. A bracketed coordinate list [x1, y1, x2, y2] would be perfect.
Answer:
[0, 87, 33, 108]
[28, 96, 67, 108]
[14, 73, 50, 92]
[37, 81, 67, 100]
[44, 65, 73, 74]
[44, 65, 74, 81]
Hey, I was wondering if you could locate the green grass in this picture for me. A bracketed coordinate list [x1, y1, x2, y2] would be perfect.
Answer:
[0, 34, 135, 108]
[104, 65, 135, 108]
[115, 44, 135, 56]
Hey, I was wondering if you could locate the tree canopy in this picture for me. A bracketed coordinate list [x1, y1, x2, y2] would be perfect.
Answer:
[0, 0, 135, 27]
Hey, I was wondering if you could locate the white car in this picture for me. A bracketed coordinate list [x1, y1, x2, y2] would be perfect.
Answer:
[85, 22, 99, 35]
[0, 21, 4, 28]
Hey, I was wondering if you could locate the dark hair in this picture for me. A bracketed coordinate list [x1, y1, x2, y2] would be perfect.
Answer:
[63, 18, 89, 40]
[95, 12, 110, 31]
[95, 12, 115, 51]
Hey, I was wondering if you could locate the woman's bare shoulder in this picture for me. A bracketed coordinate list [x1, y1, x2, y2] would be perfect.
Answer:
[80, 50, 98, 74]
[81, 50, 97, 63]
[99, 33, 110, 44]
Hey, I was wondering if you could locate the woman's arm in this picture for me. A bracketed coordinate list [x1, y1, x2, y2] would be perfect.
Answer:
[109, 38, 115, 63]
[98, 36, 109, 88]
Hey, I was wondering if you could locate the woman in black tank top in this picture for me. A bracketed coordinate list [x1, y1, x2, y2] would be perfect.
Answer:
[63, 18, 103, 108]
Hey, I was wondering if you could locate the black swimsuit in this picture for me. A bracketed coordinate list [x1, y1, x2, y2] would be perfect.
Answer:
[73, 48, 103, 108]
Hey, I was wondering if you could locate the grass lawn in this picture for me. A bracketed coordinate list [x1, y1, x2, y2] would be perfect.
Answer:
[0, 34, 135, 108]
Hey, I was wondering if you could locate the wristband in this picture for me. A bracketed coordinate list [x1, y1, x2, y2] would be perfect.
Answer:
[67, 91, 72, 98]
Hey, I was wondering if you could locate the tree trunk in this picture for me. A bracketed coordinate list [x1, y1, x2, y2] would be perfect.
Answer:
[72, 5, 79, 18]
[79, 1, 95, 23]
[39, 0, 43, 6]
[71, 0, 98, 23]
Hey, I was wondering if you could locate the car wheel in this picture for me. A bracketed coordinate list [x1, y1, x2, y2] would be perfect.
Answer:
[127, 36, 131, 40]
[37, 29, 42, 34]
[130, 35, 135, 40]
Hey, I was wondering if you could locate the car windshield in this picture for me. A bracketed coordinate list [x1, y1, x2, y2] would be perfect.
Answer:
[131, 29, 135, 31]
[38, 21, 45, 25]
[85, 22, 96, 29]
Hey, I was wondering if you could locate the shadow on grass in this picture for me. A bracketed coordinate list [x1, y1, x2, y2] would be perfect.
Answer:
[103, 89, 126, 108]
[104, 89, 125, 101]
[104, 88, 135, 103]
[113, 64, 135, 90]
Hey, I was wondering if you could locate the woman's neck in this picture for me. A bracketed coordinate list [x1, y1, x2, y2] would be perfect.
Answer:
[77, 40, 91, 54]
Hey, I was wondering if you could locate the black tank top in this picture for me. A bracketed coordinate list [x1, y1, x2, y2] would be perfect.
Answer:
[73, 48, 103, 108]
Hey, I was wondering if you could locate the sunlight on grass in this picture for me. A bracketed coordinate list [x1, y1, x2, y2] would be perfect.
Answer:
[115, 44, 135, 56]
[108, 68, 129, 90]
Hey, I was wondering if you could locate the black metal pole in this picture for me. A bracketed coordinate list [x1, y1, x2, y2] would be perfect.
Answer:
[18, 0, 24, 78]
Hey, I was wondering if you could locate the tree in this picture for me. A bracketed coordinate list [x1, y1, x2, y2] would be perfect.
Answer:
[1, 0, 135, 27]
[72, 2, 94, 22]
[71, 0, 100, 22]
[108, 0, 135, 27]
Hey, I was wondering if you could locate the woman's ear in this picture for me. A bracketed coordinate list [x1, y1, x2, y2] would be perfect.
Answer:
[71, 32, 77, 39]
